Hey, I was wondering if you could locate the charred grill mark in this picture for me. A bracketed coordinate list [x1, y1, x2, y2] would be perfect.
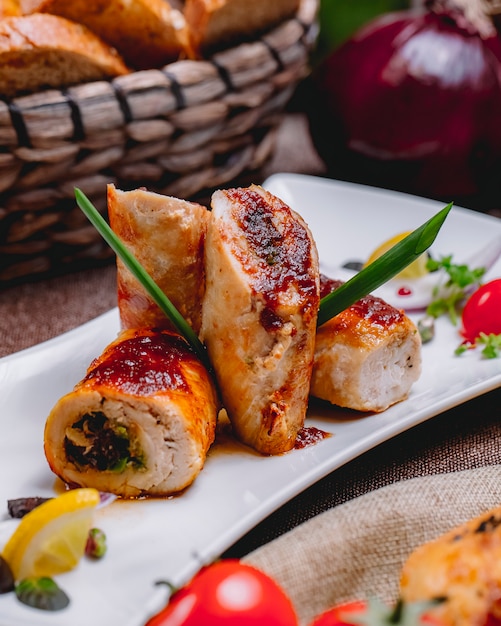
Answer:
[225, 188, 318, 315]
[84, 332, 194, 396]
[475, 515, 501, 533]
[64, 412, 144, 472]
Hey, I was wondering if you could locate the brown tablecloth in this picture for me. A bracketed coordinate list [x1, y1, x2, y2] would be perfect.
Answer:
[1, 112, 500, 560]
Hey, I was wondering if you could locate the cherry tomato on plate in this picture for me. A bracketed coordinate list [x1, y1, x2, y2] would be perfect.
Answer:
[144, 559, 298, 626]
[461, 278, 501, 343]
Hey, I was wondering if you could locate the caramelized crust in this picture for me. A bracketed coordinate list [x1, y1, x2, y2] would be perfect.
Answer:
[200, 184, 319, 455]
[312, 276, 422, 412]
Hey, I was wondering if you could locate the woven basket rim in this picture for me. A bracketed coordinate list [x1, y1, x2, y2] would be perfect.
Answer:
[0, 0, 318, 150]
[0, 0, 319, 285]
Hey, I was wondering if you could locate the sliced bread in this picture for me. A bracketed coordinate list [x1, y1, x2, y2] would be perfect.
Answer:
[0, 13, 129, 98]
[24, 0, 190, 68]
[184, 0, 300, 56]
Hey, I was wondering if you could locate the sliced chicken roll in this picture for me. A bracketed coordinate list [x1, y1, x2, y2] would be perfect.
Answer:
[44, 328, 218, 497]
[200, 185, 320, 455]
[107, 184, 210, 333]
[311, 276, 422, 412]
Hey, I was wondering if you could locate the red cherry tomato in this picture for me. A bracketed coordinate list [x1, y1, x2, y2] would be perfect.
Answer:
[309, 600, 367, 626]
[461, 278, 501, 343]
[309, 599, 446, 626]
[144, 560, 298, 626]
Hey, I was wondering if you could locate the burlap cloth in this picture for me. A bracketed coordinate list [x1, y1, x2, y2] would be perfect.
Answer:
[244, 465, 501, 625]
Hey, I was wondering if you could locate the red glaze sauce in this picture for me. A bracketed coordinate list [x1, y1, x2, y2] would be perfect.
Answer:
[85, 331, 195, 396]
[397, 286, 413, 296]
[225, 188, 318, 317]
[320, 274, 405, 326]
[294, 426, 331, 449]
[260, 307, 287, 332]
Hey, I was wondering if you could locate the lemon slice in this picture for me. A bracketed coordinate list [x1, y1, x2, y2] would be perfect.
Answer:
[2, 488, 100, 581]
[365, 231, 429, 280]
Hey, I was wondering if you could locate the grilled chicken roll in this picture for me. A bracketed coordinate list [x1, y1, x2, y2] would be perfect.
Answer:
[44, 328, 218, 497]
[311, 276, 422, 412]
[400, 506, 501, 626]
[107, 184, 209, 334]
[200, 184, 320, 455]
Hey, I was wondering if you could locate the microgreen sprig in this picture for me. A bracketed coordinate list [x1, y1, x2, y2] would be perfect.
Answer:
[74, 188, 211, 372]
[456, 333, 501, 359]
[318, 203, 453, 326]
[425, 255, 486, 325]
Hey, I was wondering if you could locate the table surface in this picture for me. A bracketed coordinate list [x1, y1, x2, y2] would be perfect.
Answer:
[1, 111, 500, 559]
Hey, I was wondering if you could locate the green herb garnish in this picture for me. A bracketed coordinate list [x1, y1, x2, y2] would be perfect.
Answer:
[76, 188, 452, 337]
[456, 333, 501, 359]
[74, 188, 211, 372]
[425, 255, 486, 325]
[15, 577, 70, 611]
[318, 203, 453, 326]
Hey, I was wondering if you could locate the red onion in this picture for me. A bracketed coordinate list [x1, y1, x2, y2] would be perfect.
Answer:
[307, 0, 501, 211]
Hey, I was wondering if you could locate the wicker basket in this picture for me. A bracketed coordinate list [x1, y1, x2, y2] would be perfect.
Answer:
[0, 0, 318, 286]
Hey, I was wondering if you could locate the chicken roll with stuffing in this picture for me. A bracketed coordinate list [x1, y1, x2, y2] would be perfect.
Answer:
[44, 328, 218, 497]
[200, 184, 320, 455]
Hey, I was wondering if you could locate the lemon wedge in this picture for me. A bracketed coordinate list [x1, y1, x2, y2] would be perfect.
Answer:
[364, 231, 429, 280]
[2, 488, 100, 581]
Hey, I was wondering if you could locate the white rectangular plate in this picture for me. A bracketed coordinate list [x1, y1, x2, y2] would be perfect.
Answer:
[1, 173, 501, 626]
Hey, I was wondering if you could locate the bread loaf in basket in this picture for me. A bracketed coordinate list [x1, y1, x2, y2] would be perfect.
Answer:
[0, 0, 318, 285]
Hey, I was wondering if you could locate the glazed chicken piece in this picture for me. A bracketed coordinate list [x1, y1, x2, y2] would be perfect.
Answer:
[107, 184, 209, 333]
[400, 506, 501, 626]
[44, 328, 218, 497]
[311, 276, 422, 412]
[200, 184, 320, 455]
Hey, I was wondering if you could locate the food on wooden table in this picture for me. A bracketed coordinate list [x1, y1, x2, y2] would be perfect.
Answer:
[24, 0, 190, 69]
[44, 328, 218, 497]
[0, 13, 129, 98]
[312, 276, 422, 412]
[107, 185, 209, 334]
[199, 184, 320, 455]
[400, 505, 501, 626]
[184, 0, 300, 56]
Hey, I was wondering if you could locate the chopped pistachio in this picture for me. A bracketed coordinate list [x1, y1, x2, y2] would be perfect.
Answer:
[85, 527, 107, 559]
